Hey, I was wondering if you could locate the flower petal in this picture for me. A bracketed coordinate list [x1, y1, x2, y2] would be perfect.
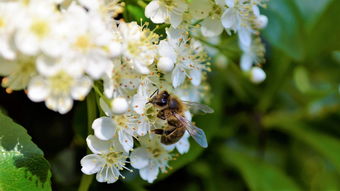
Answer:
[92, 117, 116, 140]
[176, 132, 190, 154]
[189, 69, 201, 86]
[130, 147, 150, 169]
[96, 166, 119, 183]
[71, 76, 92, 100]
[172, 66, 185, 88]
[27, 76, 49, 102]
[80, 154, 105, 175]
[145, 1, 166, 24]
[118, 130, 134, 152]
[201, 17, 224, 37]
[86, 135, 111, 154]
[139, 164, 159, 183]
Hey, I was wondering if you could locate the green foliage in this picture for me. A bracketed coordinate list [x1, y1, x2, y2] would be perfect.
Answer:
[220, 147, 301, 191]
[0, 112, 52, 191]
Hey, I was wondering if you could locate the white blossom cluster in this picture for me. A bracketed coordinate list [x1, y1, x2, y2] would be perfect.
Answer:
[0, 0, 268, 184]
[145, 0, 268, 83]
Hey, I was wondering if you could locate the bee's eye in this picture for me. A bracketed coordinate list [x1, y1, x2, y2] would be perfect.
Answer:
[156, 97, 168, 106]
[161, 97, 167, 104]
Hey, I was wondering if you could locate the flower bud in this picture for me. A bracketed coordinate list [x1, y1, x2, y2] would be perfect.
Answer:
[250, 67, 266, 84]
[111, 97, 129, 114]
[257, 15, 268, 29]
[157, 57, 174, 72]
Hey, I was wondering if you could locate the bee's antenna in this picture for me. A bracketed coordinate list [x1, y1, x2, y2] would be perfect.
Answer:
[149, 89, 159, 98]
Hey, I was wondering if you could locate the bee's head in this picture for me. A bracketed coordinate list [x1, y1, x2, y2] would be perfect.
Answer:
[149, 90, 169, 107]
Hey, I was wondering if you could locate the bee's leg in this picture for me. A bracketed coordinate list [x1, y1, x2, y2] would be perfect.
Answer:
[157, 109, 166, 120]
[152, 129, 164, 135]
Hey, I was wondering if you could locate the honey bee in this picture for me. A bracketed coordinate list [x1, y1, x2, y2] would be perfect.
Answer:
[148, 90, 214, 148]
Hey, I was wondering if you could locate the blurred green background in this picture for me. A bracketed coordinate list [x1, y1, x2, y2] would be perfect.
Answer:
[1, 0, 340, 190]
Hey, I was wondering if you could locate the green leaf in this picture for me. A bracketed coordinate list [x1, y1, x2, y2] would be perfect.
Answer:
[0, 112, 52, 191]
[293, 66, 311, 93]
[220, 147, 301, 191]
[293, 0, 334, 31]
[263, 112, 340, 173]
[262, 0, 305, 61]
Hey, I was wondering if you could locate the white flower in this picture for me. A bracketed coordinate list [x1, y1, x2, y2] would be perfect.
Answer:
[62, 3, 120, 79]
[221, 0, 255, 47]
[253, 5, 268, 29]
[80, 135, 131, 183]
[27, 61, 92, 114]
[92, 108, 141, 152]
[0, 55, 36, 90]
[15, 0, 67, 57]
[102, 60, 141, 99]
[0, 2, 20, 60]
[162, 28, 206, 88]
[240, 37, 265, 71]
[145, 0, 187, 28]
[189, 0, 225, 37]
[118, 21, 158, 74]
[249, 66, 266, 84]
[130, 135, 172, 183]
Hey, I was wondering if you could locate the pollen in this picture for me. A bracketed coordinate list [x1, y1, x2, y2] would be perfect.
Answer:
[30, 20, 50, 38]
[74, 35, 92, 50]
[0, 17, 5, 28]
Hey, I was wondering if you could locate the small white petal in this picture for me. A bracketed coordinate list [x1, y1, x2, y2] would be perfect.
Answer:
[145, 1, 166, 24]
[27, 77, 49, 102]
[169, 12, 182, 28]
[176, 132, 190, 154]
[201, 17, 224, 37]
[140, 164, 159, 183]
[132, 94, 147, 115]
[158, 41, 176, 60]
[225, 0, 235, 7]
[99, 98, 113, 116]
[86, 135, 111, 154]
[238, 28, 252, 48]
[189, 69, 201, 86]
[71, 76, 92, 100]
[96, 166, 118, 183]
[118, 131, 134, 152]
[172, 66, 185, 88]
[221, 9, 239, 30]
[57, 97, 73, 114]
[80, 154, 105, 175]
[15, 32, 39, 56]
[130, 147, 150, 169]
[240, 53, 253, 71]
[92, 117, 116, 140]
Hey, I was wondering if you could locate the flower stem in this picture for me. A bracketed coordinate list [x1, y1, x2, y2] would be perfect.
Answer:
[78, 175, 94, 191]
[92, 83, 112, 108]
[78, 91, 97, 191]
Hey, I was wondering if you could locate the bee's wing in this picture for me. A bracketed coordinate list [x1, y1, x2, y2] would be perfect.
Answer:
[173, 113, 208, 148]
[182, 101, 214, 114]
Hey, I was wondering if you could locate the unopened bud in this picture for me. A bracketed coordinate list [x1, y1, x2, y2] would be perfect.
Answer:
[111, 97, 129, 114]
[157, 57, 174, 73]
[250, 67, 266, 84]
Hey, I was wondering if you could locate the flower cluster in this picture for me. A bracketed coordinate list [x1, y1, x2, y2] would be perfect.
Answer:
[145, 0, 268, 82]
[0, 0, 268, 184]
